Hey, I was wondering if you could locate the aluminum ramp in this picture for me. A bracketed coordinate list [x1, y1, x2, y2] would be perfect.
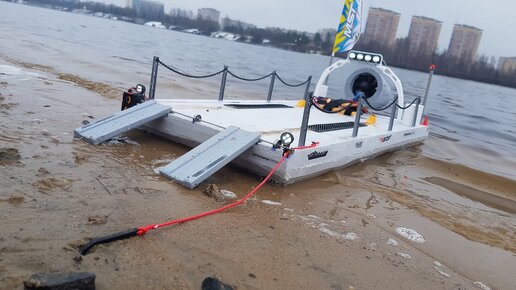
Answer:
[74, 100, 171, 145]
[159, 126, 261, 189]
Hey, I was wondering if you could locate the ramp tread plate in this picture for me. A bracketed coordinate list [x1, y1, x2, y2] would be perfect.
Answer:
[308, 122, 366, 133]
[159, 126, 261, 189]
[74, 100, 171, 144]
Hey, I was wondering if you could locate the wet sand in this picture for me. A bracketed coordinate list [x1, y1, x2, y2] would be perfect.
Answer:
[1, 58, 515, 289]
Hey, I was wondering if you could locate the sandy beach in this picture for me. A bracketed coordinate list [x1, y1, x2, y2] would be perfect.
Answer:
[1, 56, 515, 289]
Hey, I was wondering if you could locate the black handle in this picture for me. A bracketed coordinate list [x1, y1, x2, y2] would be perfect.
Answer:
[79, 228, 139, 255]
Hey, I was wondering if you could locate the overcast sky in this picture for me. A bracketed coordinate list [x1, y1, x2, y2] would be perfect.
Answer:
[105, 0, 513, 58]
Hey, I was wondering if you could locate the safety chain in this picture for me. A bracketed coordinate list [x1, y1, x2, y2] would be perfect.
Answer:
[157, 59, 310, 86]
[361, 96, 421, 111]
[157, 59, 225, 79]
[227, 70, 274, 82]
[276, 74, 311, 87]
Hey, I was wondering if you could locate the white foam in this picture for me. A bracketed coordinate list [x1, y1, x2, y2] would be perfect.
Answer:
[0, 65, 39, 77]
[344, 232, 358, 240]
[220, 190, 237, 199]
[105, 136, 139, 146]
[397, 253, 411, 259]
[386, 238, 398, 246]
[261, 200, 282, 206]
[473, 282, 491, 290]
[318, 227, 358, 241]
[395, 227, 425, 243]
[433, 261, 442, 267]
[435, 267, 451, 277]
[319, 227, 341, 238]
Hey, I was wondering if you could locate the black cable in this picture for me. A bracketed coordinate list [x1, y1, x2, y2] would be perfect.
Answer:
[396, 97, 421, 110]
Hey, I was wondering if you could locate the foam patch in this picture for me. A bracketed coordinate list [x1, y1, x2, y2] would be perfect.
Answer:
[220, 190, 237, 199]
[473, 282, 491, 290]
[262, 200, 281, 206]
[0, 65, 39, 76]
[397, 253, 411, 259]
[435, 267, 451, 277]
[386, 238, 398, 246]
[395, 227, 425, 243]
[343, 232, 358, 240]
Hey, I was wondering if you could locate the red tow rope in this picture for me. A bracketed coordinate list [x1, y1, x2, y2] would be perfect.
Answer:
[137, 142, 318, 236]
[79, 142, 318, 255]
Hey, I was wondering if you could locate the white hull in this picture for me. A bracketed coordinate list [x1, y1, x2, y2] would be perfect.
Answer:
[141, 99, 429, 185]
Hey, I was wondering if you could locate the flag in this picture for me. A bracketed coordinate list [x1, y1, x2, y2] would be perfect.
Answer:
[333, 0, 363, 54]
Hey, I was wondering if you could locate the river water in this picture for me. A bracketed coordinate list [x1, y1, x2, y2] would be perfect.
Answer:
[2, 2, 514, 180]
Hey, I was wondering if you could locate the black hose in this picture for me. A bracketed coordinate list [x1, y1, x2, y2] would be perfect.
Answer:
[396, 97, 421, 110]
[79, 228, 138, 255]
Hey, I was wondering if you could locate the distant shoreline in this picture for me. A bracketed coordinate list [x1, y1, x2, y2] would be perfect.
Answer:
[6, 1, 516, 90]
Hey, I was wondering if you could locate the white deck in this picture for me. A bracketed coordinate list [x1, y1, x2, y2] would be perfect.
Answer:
[155, 99, 419, 145]
[143, 98, 428, 185]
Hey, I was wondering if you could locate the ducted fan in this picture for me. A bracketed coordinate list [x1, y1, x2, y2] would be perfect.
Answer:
[344, 67, 395, 109]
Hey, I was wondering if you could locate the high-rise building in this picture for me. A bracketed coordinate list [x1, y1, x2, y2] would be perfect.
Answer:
[498, 57, 516, 74]
[198, 8, 220, 23]
[448, 24, 483, 62]
[127, 0, 164, 19]
[362, 7, 400, 48]
[221, 17, 257, 31]
[407, 16, 442, 56]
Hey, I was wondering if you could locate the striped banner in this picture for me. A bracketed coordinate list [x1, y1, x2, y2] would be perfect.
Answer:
[333, 0, 363, 54]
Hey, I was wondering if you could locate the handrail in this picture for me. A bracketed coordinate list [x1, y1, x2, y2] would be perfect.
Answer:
[149, 56, 312, 102]
[297, 93, 423, 145]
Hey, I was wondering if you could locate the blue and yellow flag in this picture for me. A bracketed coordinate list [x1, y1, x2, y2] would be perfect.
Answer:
[333, 0, 363, 54]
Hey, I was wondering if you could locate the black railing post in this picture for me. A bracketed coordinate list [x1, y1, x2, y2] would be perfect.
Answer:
[421, 65, 435, 122]
[149, 56, 159, 99]
[412, 98, 421, 127]
[298, 88, 313, 147]
[218, 66, 228, 101]
[352, 101, 363, 138]
[303, 76, 312, 102]
[388, 103, 397, 131]
[267, 71, 276, 102]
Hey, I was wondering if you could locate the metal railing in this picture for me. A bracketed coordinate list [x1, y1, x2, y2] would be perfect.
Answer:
[148, 56, 312, 102]
[148, 56, 430, 147]
[297, 93, 422, 145]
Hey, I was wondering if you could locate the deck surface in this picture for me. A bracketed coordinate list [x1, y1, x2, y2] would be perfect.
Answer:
[156, 99, 419, 145]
